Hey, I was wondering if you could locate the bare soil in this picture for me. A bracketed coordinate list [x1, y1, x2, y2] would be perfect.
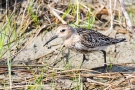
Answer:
[0, 0, 135, 89]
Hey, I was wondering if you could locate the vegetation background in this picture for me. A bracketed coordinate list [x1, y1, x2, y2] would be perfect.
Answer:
[0, 0, 135, 89]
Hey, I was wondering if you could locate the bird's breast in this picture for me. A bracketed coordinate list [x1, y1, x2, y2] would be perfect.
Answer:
[64, 38, 73, 48]
[64, 39, 90, 53]
[64, 35, 80, 47]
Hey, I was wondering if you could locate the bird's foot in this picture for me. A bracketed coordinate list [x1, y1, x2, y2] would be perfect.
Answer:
[102, 64, 108, 73]
[80, 54, 89, 68]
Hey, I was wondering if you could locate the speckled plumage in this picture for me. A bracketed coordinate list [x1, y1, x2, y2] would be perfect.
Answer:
[76, 28, 125, 47]
[44, 24, 126, 67]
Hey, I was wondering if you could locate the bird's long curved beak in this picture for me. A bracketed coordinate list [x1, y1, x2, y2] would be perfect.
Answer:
[43, 35, 58, 46]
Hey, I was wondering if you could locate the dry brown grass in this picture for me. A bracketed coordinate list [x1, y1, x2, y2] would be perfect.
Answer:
[0, 0, 135, 89]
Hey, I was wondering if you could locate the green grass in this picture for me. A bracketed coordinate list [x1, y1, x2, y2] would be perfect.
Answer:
[0, 22, 9, 57]
[87, 13, 95, 29]
[1, 0, 134, 89]
[108, 55, 115, 70]
[0, 5, 23, 90]
[128, 3, 135, 26]
[51, 70, 56, 90]
[1, 15, 15, 90]
[72, 73, 83, 90]
[28, 0, 39, 25]
[29, 67, 44, 90]
[62, 2, 72, 19]
[75, 0, 80, 25]
[65, 1, 96, 29]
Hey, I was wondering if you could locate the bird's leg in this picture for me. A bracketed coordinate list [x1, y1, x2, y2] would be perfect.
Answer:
[101, 50, 107, 68]
[80, 54, 88, 67]
[66, 49, 70, 64]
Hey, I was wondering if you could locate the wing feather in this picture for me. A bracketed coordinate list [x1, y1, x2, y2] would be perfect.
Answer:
[75, 28, 122, 48]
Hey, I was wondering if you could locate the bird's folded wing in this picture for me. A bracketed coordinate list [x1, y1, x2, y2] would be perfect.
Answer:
[75, 28, 115, 48]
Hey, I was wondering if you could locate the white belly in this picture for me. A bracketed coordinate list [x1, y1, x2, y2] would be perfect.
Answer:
[68, 42, 107, 53]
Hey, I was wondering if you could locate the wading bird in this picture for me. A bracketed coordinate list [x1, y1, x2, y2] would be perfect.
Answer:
[44, 24, 126, 67]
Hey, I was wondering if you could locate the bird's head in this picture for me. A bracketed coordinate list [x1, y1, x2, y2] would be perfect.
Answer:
[43, 24, 75, 46]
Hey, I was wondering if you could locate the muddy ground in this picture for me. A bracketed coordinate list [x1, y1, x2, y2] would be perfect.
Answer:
[0, 0, 135, 89]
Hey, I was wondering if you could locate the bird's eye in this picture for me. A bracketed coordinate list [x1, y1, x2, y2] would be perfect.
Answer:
[60, 29, 65, 32]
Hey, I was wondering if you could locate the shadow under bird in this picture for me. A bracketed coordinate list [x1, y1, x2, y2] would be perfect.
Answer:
[44, 24, 126, 67]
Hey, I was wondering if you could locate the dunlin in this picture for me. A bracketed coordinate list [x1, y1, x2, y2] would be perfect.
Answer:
[44, 24, 126, 67]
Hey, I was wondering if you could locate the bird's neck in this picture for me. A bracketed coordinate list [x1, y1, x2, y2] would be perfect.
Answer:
[64, 29, 76, 40]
